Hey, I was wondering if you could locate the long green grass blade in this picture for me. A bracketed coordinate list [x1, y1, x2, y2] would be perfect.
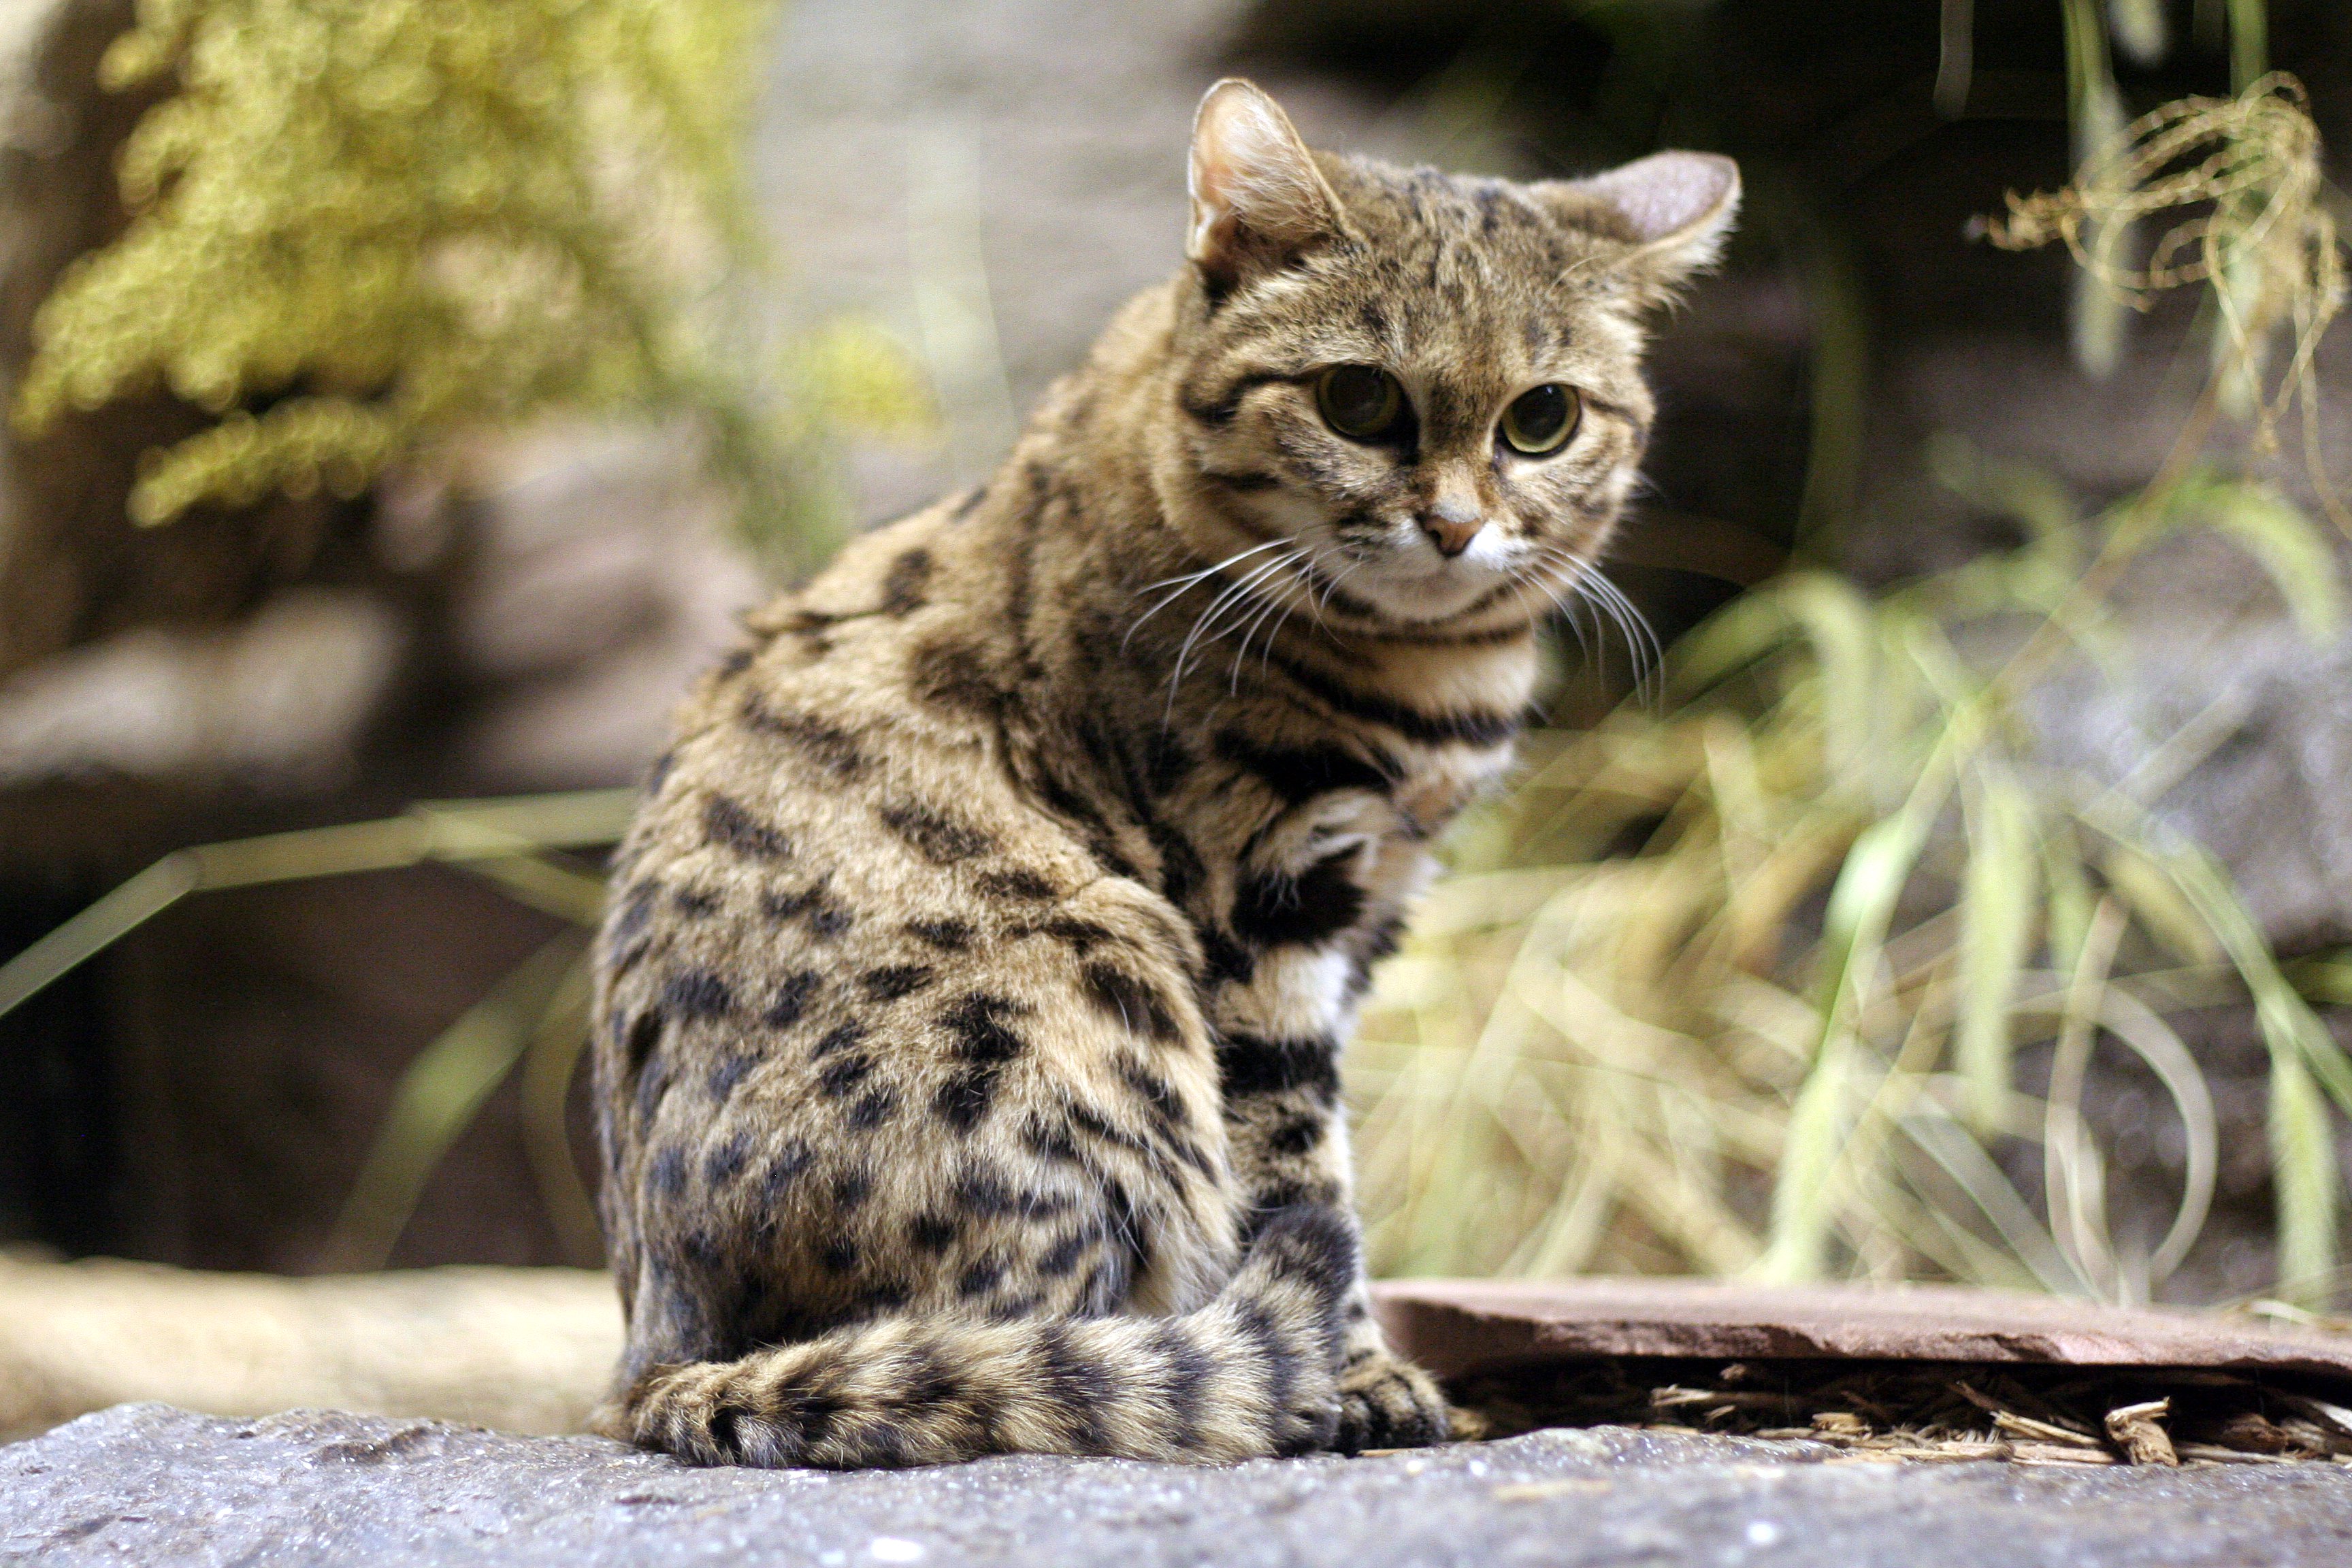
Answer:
[0, 855, 199, 1019]
[2227, 0, 2268, 91]
[323, 932, 589, 1271]
[1758, 776, 1946, 1281]
[0, 791, 634, 1025]
[2269, 1049, 2338, 1307]
[1956, 771, 2038, 1130]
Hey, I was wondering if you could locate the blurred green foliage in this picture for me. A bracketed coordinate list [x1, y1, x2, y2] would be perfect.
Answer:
[9, 0, 921, 573]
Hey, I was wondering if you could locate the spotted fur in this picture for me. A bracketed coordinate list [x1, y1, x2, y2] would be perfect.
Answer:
[591, 80, 1737, 1468]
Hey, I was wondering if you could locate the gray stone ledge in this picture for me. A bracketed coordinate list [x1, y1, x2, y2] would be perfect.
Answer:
[7, 1403, 2352, 1567]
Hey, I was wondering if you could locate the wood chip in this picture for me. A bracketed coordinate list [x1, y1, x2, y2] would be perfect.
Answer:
[2104, 1399, 2178, 1467]
[2210, 1413, 2296, 1454]
[2010, 1443, 2119, 1465]
[1992, 1411, 2104, 1449]
[2177, 1443, 2302, 1465]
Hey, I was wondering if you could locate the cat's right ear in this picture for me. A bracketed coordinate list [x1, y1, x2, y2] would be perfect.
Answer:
[1186, 79, 1345, 290]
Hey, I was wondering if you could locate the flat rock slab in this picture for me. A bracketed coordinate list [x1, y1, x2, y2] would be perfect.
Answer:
[8, 1404, 2352, 1567]
[1374, 1278, 2352, 1384]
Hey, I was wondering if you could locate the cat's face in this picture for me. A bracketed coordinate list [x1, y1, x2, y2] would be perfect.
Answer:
[1169, 81, 1737, 632]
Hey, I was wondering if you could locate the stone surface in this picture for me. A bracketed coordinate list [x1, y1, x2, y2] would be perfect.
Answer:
[1375, 1277, 2352, 1385]
[7, 1403, 2352, 1567]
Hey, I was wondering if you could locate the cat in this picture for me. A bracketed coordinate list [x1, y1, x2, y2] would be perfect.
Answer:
[589, 77, 1736, 1469]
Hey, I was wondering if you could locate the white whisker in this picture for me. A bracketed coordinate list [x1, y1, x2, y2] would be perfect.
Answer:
[1122, 536, 1294, 653]
[1164, 551, 1301, 719]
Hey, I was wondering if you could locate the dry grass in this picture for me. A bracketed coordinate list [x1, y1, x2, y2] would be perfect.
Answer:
[1352, 73, 2352, 1308]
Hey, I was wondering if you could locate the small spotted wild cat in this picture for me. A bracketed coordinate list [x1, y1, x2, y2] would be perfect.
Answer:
[590, 80, 1737, 1468]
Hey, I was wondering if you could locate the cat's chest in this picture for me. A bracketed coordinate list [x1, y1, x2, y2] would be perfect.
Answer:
[1190, 738, 1509, 1039]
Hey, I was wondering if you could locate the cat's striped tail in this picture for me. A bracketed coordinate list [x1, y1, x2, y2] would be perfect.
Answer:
[608, 1207, 1356, 1468]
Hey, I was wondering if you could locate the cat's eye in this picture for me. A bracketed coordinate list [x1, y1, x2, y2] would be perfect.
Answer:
[1315, 365, 1408, 442]
[1499, 384, 1582, 457]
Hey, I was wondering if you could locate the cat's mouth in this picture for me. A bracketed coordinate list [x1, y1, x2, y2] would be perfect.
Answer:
[1305, 521, 1572, 627]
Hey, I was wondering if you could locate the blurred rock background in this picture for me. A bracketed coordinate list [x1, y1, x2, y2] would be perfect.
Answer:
[0, 0, 2348, 1307]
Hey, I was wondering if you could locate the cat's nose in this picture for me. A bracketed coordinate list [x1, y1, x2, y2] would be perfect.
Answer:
[1418, 495, 1484, 558]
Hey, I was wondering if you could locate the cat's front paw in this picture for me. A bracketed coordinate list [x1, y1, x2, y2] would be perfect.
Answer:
[1331, 1351, 1454, 1454]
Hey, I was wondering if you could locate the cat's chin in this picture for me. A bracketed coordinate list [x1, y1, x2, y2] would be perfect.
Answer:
[1343, 555, 1532, 628]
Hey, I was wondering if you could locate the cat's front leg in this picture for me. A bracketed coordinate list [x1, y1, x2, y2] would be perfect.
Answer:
[1331, 1280, 1466, 1453]
[1218, 1049, 1458, 1452]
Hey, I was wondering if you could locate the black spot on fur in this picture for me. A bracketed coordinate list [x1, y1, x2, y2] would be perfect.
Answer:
[1068, 1103, 1171, 1175]
[1082, 962, 1181, 1043]
[623, 1009, 664, 1079]
[943, 993, 1030, 1062]
[832, 1168, 873, 1210]
[739, 696, 868, 779]
[880, 802, 995, 864]
[1117, 1061, 1188, 1132]
[952, 1166, 1075, 1219]
[609, 881, 661, 946]
[1204, 468, 1279, 492]
[1215, 1032, 1341, 1102]
[702, 793, 793, 860]
[1267, 1115, 1324, 1156]
[1195, 924, 1256, 986]
[860, 964, 935, 1001]
[949, 484, 988, 521]
[975, 867, 1058, 901]
[1214, 730, 1395, 806]
[670, 887, 719, 917]
[663, 970, 735, 1023]
[817, 1052, 876, 1100]
[1034, 917, 1112, 953]
[1145, 734, 1194, 797]
[649, 1145, 689, 1199]
[849, 1086, 898, 1130]
[958, 1256, 1006, 1297]
[1145, 822, 1205, 906]
[764, 970, 821, 1029]
[904, 917, 974, 951]
[932, 993, 1030, 1132]
[1179, 369, 1292, 428]
[762, 882, 854, 941]
[1022, 1119, 1082, 1166]
[704, 1133, 753, 1188]
[910, 636, 1006, 719]
[934, 1073, 995, 1132]
[881, 549, 934, 616]
[706, 1055, 755, 1098]
[1256, 1204, 1358, 1298]
[910, 1213, 960, 1252]
[819, 1238, 860, 1273]
[1037, 1322, 1116, 1453]
[1159, 1322, 1213, 1440]
[811, 1021, 866, 1061]
[1039, 1224, 1099, 1278]
[762, 1143, 815, 1200]
[1232, 855, 1365, 949]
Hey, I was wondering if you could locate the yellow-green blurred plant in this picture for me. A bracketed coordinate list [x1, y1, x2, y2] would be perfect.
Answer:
[10, 0, 919, 573]
[1352, 72, 2352, 1308]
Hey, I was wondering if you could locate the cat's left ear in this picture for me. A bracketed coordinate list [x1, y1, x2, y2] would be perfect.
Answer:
[1186, 79, 1347, 290]
[1534, 152, 1740, 306]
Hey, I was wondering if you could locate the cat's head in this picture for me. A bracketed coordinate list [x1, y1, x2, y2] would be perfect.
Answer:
[1166, 79, 1737, 632]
